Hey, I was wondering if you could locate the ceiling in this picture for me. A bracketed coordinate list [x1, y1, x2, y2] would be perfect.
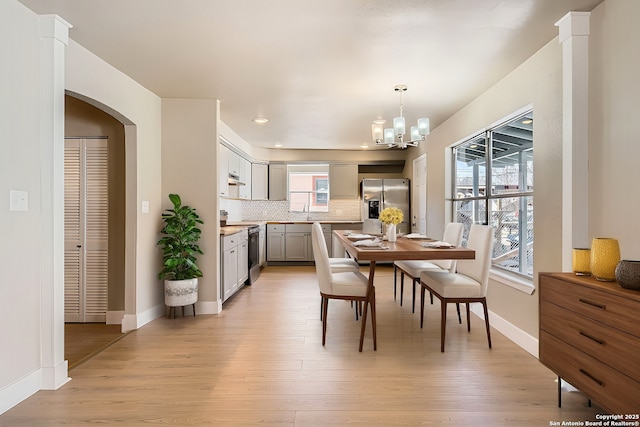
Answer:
[18, 0, 602, 151]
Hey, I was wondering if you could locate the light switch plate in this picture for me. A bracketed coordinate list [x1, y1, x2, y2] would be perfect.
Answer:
[141, 200, 149, 213]
[10, 190, 28, 212]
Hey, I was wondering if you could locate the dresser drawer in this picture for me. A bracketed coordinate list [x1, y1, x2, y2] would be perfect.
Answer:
[540, 331, 640, 413]
[539, 275, 639, 336]
[540, 300, 640, 380]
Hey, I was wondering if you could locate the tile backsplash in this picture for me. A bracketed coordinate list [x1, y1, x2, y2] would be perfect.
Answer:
[220, 198, 361, 222]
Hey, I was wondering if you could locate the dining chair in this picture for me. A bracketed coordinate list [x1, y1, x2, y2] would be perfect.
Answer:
[418, 224, 494, 352]
[311, 223, 375, 349]
[393, 222, 464, 313]
[312, 223, 362, 320]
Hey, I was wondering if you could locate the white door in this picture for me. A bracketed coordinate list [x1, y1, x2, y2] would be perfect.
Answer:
[64, 138, 109, 323]
[412, 154, 427, 235]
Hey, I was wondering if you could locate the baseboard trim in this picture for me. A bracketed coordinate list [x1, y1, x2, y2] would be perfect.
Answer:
[0, 366, 65, 415]
[122, 304, 165, 332]
[470, 304, 539, 358]
[106, 311, 124, 325]
[196, 300, 221, 315]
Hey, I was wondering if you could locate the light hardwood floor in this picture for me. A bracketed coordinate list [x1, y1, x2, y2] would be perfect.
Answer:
[2, 265, 602, 426]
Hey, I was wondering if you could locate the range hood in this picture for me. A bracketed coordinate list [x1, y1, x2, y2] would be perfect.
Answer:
[227, 172, 246, 186]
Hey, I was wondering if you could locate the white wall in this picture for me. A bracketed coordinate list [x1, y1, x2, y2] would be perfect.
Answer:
[162, 99, 221, 309]
[65, 40, 163, 326]
[0, 0, 47, 408]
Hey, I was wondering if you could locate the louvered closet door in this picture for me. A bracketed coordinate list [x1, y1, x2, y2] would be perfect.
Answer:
[64, 138, 109, 323]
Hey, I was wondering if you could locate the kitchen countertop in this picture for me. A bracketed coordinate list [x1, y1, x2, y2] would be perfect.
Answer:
[220, 221, 266, 236]
[220, 220, 362, 235]
[265, 220, 362, 224]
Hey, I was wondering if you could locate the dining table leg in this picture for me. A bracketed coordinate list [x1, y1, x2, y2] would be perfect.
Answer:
[359, 260, 377, 352]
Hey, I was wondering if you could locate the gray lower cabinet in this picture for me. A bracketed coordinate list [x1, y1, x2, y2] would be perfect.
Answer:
[267, 223, 331, 262]
[285, 232, 309, 261]
[221, 229, 248, 303]
[267, 224, 286, 261]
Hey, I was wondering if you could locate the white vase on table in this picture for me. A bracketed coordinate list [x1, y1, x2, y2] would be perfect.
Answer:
[386, 223, 397, 242]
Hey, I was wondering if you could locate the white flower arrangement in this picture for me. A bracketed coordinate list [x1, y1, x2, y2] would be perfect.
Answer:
[379, 207, 403, 225]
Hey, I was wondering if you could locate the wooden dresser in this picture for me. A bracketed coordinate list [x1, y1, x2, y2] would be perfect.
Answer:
[539, 272, 640, 413]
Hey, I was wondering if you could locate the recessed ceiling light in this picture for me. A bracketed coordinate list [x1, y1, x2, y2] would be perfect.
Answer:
[360, 144, 369, 149]
[372, 119, 386, 125]
[522, 119, 533, 125]
[253, 117, 269, 124]
[274, 143, 282, 148]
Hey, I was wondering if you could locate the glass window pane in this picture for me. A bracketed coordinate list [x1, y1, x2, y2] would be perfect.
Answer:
[491, 196, 533, 276]
[454, 199, 487, 245]
[451, 109, 533, 278]
[455, 135, 487, 198]
[288, 170, 329, 212]
[491, 113, 533, 195]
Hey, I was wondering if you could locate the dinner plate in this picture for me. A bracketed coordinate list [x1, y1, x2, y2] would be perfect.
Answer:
[347, 234, 375, 240]
[404, 235, 434, 240]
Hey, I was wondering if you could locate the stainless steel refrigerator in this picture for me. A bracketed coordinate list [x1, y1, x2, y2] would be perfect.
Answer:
[361, 178, 410, 235]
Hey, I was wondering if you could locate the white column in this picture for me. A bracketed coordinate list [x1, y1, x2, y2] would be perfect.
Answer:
[38, 14, 72, 390]
[556, 12, 591, 271]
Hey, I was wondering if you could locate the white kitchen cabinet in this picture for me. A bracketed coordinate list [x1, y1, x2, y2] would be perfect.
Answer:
[228, 150, 241, 177]
[258, 225, 266, 266]
[218, 144, 230, 197]
[237, 233, 249, 284]
[252, 163, 268, 200]
[268, 163, 287, 201]
[321, 224, 332, 257]
[221, 229, 248, 303]
[331, 223, 363, 258]
[238, 157, 252, 200]
[329, 164, 359, 199]
[267, 224, 286, 261]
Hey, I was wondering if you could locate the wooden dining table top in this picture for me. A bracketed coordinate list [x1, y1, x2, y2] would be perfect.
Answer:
[332, 230, 475, 262]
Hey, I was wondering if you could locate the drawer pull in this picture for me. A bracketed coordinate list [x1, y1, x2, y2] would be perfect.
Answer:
[578, 298, 606, 310]
[579, 369, 604, 386]
[579, 331, 605, 345]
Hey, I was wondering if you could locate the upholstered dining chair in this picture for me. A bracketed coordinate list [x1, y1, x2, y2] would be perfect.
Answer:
[312, 223, 361, 320]
[418, 224, 494, 352]
[393, 222, 464, 313]
[311, 223, 375, 349]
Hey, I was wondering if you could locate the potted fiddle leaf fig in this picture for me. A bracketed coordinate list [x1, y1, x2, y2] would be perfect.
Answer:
[157, 193, 204, 313]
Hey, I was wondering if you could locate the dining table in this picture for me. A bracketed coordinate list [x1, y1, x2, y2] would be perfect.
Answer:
[332, 230, 476, 351]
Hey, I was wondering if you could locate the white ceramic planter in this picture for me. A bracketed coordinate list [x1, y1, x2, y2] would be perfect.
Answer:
[164, 278, 198, 307]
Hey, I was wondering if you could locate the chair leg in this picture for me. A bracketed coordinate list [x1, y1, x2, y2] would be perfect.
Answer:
[430, 292, 434, 305]
[419, 285, 426, 328]
[399, 273, 404, 306]
[370, 292, 377, 351]
[482, 298, 492, 349]
[355, 300, 359, 321]
[440, 300, 448, 352]
[456, 303, 462, 324]
[322, 298, 329, 346]
[359, 296, 369, 352]
[192, 303, 196, 317]
[393, 265, 397, 301]
[411, 278, 417, 313]
[320, 297, 324, 321]
[466, 303, 471, 332]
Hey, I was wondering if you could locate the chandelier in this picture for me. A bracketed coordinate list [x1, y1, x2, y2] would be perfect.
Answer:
[372, 85, 430, 149]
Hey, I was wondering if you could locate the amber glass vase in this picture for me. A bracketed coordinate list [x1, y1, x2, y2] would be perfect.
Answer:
[572, 248, 591, 276]
[590, 238, 620, 281]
